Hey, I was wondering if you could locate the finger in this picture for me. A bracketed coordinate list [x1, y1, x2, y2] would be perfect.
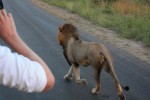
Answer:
[8, 13, 16, 27]
[7, 12, 12, 17]
[8, 13, 14, 22]
[0, 9, 2, 17]
[7, 13, 13, 20]
[1, 9, 7, 17]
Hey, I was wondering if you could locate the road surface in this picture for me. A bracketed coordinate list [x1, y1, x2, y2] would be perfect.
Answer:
[0, 0, 150, 100]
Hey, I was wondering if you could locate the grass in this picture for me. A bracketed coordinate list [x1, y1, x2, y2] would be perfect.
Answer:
[42, 0, 150, 46]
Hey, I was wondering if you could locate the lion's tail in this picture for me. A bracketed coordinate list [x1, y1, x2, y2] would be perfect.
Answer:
[122, 86, 129, 91]
[99, 44, 115, 71]
[100, 44, 129, 91]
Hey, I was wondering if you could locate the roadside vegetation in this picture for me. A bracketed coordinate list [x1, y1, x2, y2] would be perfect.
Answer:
[42, 0, 150, 46]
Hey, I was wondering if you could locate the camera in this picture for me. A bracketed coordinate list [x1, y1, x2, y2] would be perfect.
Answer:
[0, 0, 4, 9]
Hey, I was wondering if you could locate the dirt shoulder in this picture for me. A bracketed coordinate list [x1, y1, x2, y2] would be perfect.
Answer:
[31, 0, 150, 64]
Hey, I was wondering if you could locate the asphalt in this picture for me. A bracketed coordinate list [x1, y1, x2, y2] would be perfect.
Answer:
[0, 0, 150, 100]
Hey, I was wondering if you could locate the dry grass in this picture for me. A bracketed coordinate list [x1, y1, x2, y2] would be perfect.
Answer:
[113, 0, 150, 16]
[42, 0, 150, 46]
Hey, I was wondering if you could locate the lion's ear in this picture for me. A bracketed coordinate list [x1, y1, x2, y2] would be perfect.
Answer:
[58, 27, 63, 32]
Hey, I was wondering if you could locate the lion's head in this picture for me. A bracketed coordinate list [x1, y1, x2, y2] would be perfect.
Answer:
[57, 23, 79, 47]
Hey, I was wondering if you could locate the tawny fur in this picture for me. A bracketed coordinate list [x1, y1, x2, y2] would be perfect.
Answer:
[57, 23, 127, 100]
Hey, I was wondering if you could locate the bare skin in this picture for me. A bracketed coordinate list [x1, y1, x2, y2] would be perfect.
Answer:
[0, 9, 55, 92]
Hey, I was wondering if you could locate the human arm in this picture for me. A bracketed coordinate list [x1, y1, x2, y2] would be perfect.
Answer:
[0, 9, 55, 92]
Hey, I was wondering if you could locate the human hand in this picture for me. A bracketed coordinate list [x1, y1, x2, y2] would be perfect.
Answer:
[0, 9, 17, 40]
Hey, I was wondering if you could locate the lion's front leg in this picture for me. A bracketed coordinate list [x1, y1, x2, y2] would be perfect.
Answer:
[64, 65, 73, 81]
[72, 64, 88, 87]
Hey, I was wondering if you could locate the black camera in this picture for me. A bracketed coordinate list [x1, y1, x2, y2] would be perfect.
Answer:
[0, 0, 4, 9]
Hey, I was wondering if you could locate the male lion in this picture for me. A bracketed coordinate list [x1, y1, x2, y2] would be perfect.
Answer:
[57, 23, 129, 100]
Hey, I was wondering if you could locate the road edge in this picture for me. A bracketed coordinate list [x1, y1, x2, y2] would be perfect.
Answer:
[31, 0, 150, 65]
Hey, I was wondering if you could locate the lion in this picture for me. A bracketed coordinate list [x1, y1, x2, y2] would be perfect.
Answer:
[57, 23, 129, 100]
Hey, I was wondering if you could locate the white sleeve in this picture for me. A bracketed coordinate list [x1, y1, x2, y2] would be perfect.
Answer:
[0, 45, 47, 93]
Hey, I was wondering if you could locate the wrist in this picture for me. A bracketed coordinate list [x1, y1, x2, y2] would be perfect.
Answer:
[3, 32, 19, 42]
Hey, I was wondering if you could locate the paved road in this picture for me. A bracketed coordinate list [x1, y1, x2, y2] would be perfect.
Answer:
[0, 0, 150, 100]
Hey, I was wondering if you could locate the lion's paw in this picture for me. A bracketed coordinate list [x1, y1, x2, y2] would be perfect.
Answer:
[64, 74, 72, 81]
[76, 79, 88, 87]
[92, 88, 100, 94]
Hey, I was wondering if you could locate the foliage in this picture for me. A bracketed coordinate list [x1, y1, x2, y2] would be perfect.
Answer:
[43, 0, 150, 46]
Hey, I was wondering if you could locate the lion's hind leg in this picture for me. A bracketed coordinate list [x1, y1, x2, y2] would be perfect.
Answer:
[103, 62, 126, 100]
[110, 71, 126, 100]
[92, 64, 103, 94]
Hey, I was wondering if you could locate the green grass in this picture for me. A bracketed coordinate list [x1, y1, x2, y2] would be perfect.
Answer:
[42, 0, 150, 46]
